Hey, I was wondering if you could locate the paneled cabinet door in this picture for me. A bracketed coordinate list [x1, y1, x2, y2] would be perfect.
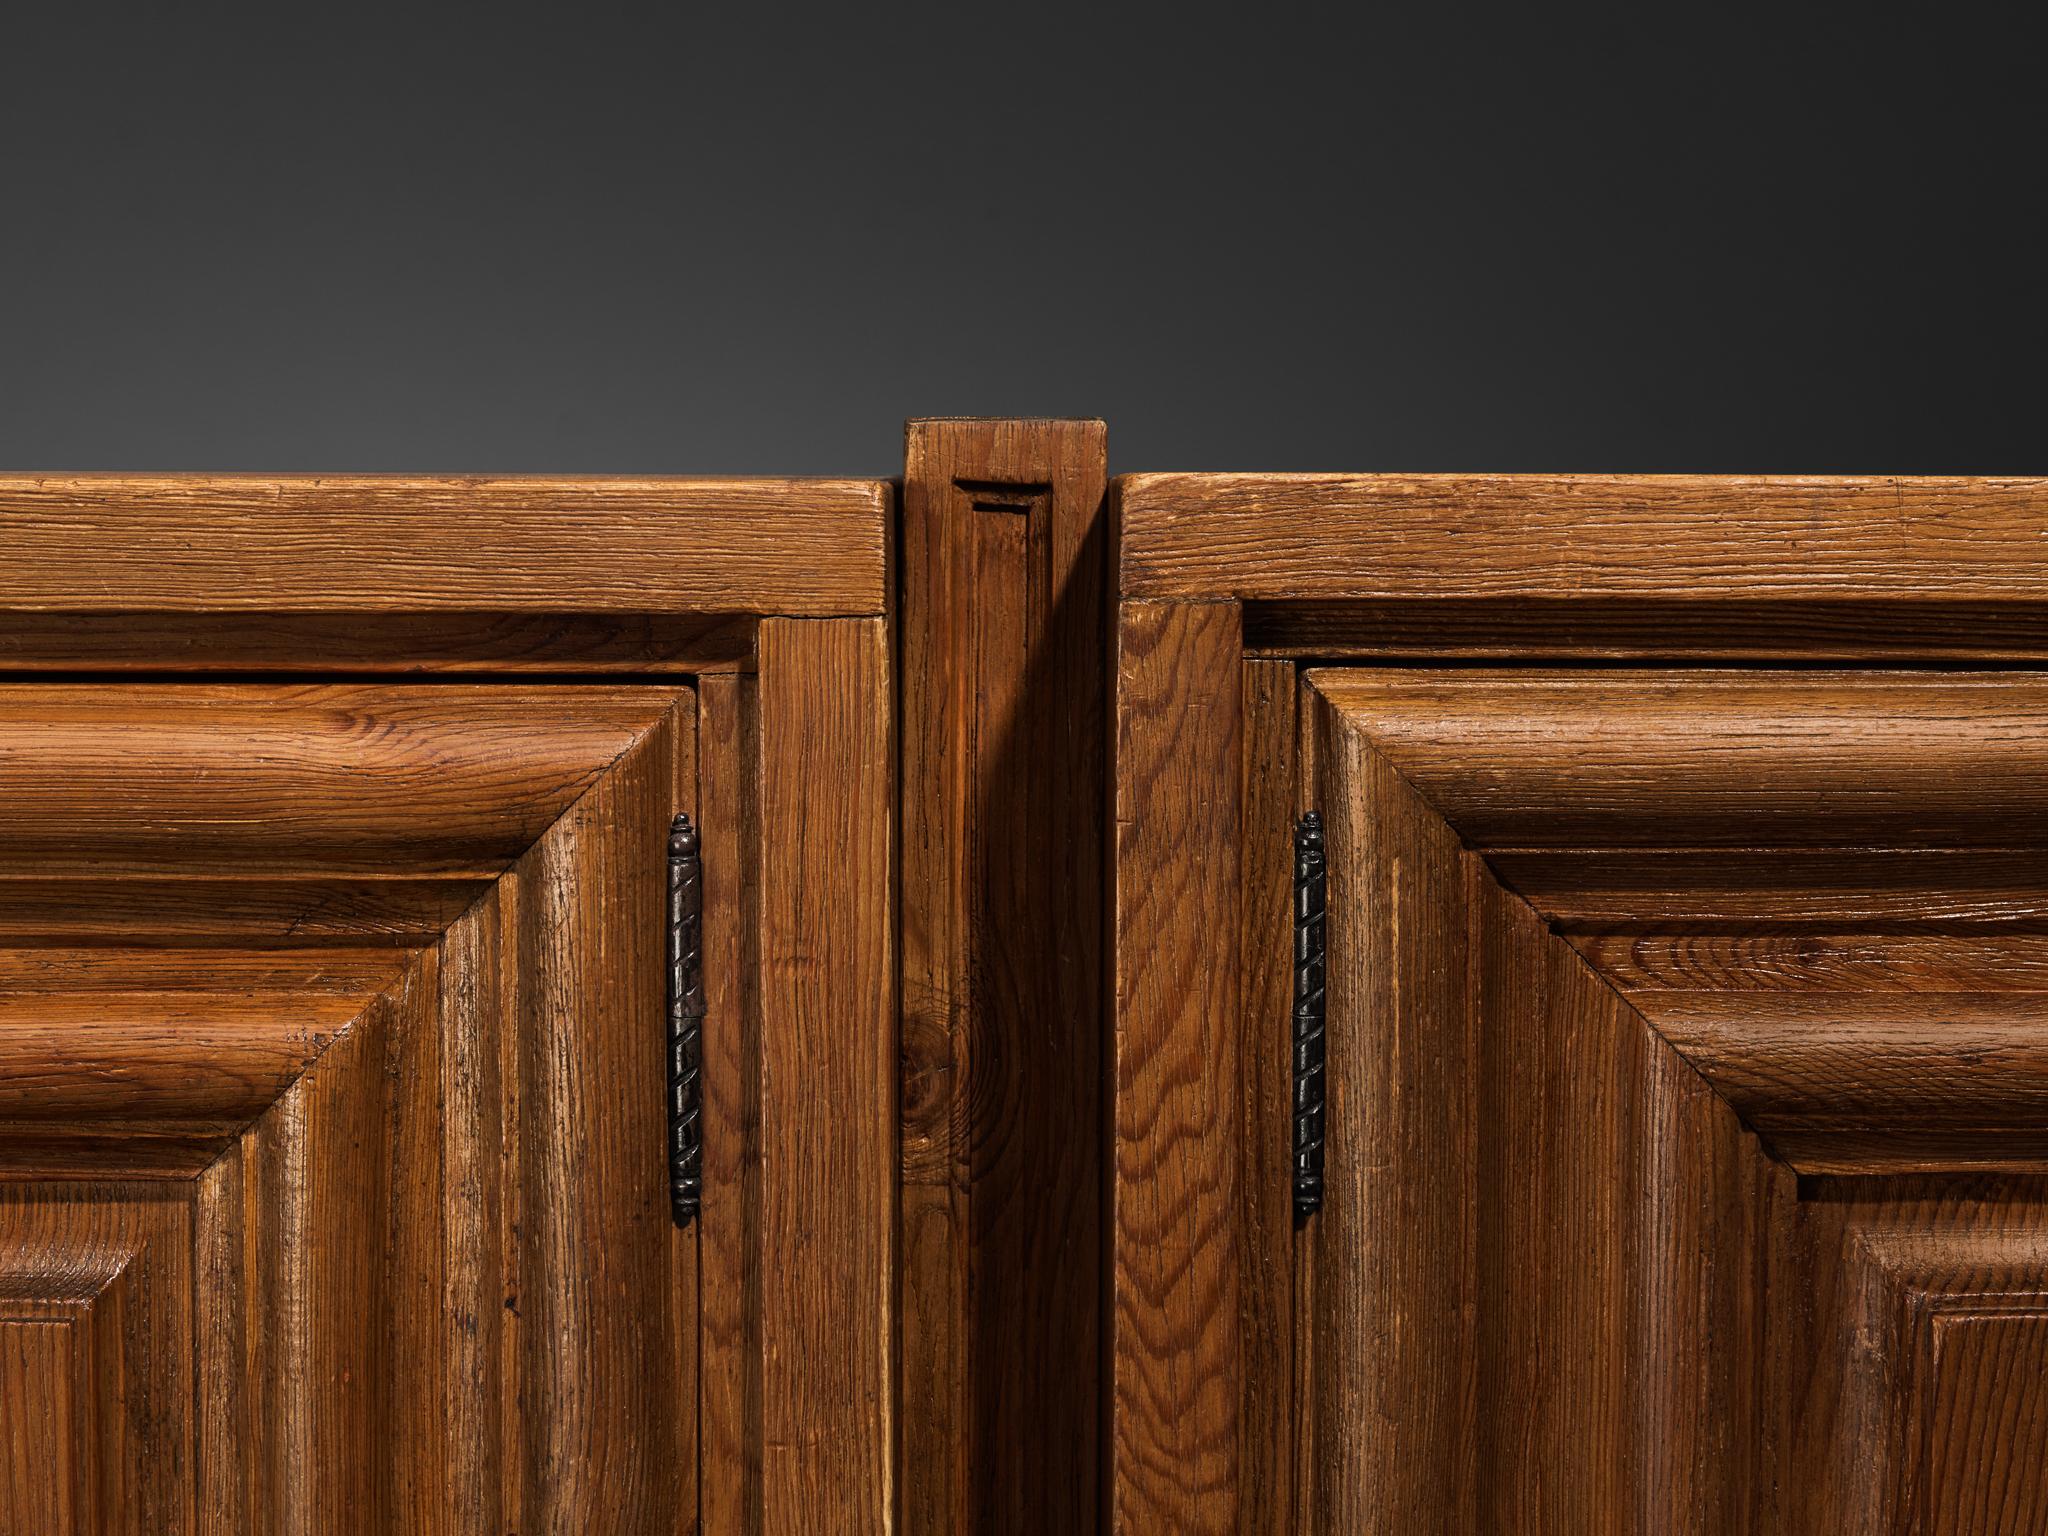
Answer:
[1110, 473, 2048, 1534]
[0, 478, 893, 1536]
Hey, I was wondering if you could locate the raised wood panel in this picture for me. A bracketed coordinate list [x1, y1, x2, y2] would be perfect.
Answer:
[1627, 993, 2048, 1173]
[0, 476, 888, 617]
[1312, 688, 1478, 1531]
[1309, 673, 2048, 1175]
[230, 975, 399, 1525]
[409, 890, 508, 1528]
[184, 712, 695, 1534]
[2, 1319, 77, 1532]
[1296, 666, 2048, 1529]
[1493, 849, 2048, 928]
[1113, 469, 2048, 1533]
[495, 713, 684, 1529]
[1312, 688, 1787, 1532]
[1305, 671, 2048, 848]
[0, 1189, 191, 1534]
[1570, 932, 2048, 993]
[0, 681, 743, 1532]
[0, 685, 670, 874]
[0, 951, 403, 1177]
[1780, 1207, 2048, 1534]
[1917, 1308, 2048, 1533]
[1464, 852, 1778, 1531]
[0, 876, 489, 947]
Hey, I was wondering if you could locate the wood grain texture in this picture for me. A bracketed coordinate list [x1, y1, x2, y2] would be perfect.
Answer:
[1917, 1308, 2048, 1533]
[697, 672, 764, 1536]
[1112, 473, 2048, 1529]
[0, 1189, 191, 1535]
[1, 1318, 76, 1533]
[1570, 931, 2048, 993]
[1305, 670, 2048, 848]
[238, 970, 400, 1528]
[1112, 600, 1242, 1536]
[0, 949, 405, 1177]
[195, 933, 483, 1534]
[0, 476, 888, 616]
[411, 884, 506, 1532]
[0, 876, 488, 946]
[1311, 682, 1789, 1533]
[1630, 992, 2048, 1173]
[499, 714, 684, 1529]
[1297, 664, 2048, 1527]
[1319, 670, 2048, 1185]
[187, 710, 694, 1533]
[1493, 849, 2048, 928]
[0, 685, 670, 873]
[755, 617, 895, 1534]
[0, 683, 715, 1531]
[898, 418, 1106, 1536]
[1310, 687, 1472, 1532]
[1776, 1192, 2048, 1534]
[1236, 659, 1301, 1536]
[0, 466, 900, 1531]
[1119, 475, 2048, 659]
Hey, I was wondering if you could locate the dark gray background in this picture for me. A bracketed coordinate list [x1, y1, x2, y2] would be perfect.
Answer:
[4, 9, 2038, 475]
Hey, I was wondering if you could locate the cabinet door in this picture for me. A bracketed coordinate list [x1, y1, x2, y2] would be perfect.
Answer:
[1110, 472, 2048, 1534]
[0, 478, 893, 1536]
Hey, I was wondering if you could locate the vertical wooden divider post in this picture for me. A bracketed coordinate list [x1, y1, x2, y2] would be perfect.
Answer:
[898, 419, 1109, 1534]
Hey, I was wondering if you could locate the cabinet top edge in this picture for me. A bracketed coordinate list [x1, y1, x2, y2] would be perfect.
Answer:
[0, 475, 891, 617]
[1113, 471, 2048, 610]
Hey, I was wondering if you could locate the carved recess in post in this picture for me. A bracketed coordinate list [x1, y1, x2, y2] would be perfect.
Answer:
[955, 477, 1053, 517]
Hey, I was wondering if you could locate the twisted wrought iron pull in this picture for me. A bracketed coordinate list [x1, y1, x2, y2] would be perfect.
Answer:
[668, 813, 705, 1228]
[1293, 812, 1326, 1222]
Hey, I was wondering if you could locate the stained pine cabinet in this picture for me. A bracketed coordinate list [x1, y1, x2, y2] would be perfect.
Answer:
[1112, 472, 2048, 1534]
[0, 477, 893, 1534]
[14, 430, 2048, 1536]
